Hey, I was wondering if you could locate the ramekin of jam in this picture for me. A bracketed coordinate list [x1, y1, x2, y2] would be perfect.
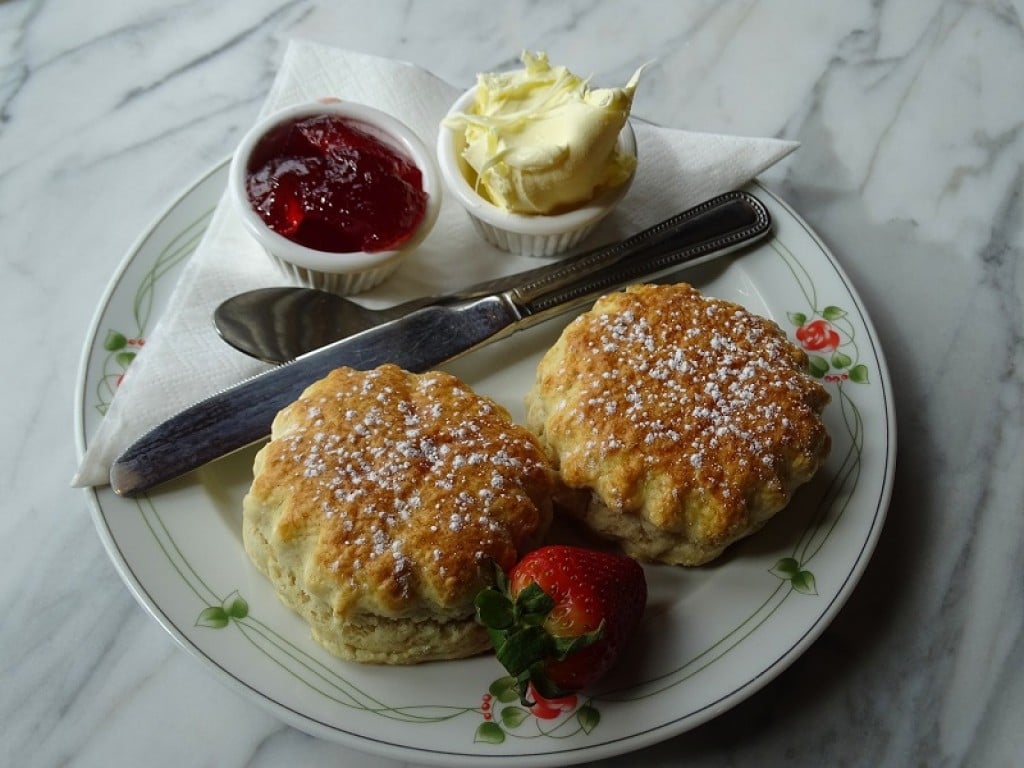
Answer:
[229, 101, 441, 295]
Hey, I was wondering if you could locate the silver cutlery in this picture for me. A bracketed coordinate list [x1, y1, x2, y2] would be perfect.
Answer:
[214, 190, 772, 364]
[112, 190, 770, 495]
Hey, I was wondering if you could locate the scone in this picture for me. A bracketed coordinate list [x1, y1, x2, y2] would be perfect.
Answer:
[526, 283, 831, 566]
[243, 364, 557, 663]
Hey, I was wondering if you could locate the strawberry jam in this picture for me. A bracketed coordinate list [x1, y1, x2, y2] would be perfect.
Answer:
[245, 114, 428, 253]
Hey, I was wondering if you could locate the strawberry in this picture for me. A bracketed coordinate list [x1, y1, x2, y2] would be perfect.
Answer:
[475, 545, 647, 704]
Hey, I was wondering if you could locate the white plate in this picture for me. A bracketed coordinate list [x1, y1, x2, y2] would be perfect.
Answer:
[75, 162, 894, 767]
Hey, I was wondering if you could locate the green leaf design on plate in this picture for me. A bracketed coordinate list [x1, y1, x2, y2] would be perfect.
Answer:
[822, 305, 847, 321]
[475, 721, 505, 744]
[771, 560, 817, 594]
[807, 355, 830, 378]
[791, 570, 818, 595]
[849, 364, 870, 383]
[788, 311, 807, 326]
[500, 705, 530, 728]
[771, 557, 800, 579]
[226, 596, 249, 619]
[104, 330, 128, 351]
[577, 704, 601, 734]
[831, 351, 852, 369]
[489, 676, 520, 703]
[115, 351, 136, 368]
[196, 606, 229, 629]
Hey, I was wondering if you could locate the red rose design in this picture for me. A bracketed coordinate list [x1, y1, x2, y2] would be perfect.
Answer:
[527, 684, 578, 719]
[796, 319, 841, 352]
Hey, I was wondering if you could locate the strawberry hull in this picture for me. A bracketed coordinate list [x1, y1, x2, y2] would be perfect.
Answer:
[476, 545, 648, 702]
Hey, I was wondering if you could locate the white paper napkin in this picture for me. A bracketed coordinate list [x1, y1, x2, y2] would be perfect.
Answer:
[73, 40, 797, 488]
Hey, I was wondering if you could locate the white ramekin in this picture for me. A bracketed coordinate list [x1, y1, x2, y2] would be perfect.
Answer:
[229, 101, 441, 295]
[437, 86, 637, 258]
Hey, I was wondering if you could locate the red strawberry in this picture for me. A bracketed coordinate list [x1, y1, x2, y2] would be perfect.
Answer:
[475, 545, 647, 704]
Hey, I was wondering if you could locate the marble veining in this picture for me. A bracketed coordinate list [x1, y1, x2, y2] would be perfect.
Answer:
[1, 1, 1021, 766]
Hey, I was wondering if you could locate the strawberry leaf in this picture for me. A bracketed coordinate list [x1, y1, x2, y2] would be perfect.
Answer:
[475, 588, 514, 629]
[495, 625, 551, 676]
[551, 621, 604, 660]
[514, 582, 555, 624]
[822, 305, 847, 321]
[492, 561, 509, 593]
[485, 626, 508, 652]
[529, 663, 571, 701]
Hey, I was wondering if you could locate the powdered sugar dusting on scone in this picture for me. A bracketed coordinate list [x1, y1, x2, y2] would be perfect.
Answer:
[526, 283, 831, 565]
[251, 364, 555, 620]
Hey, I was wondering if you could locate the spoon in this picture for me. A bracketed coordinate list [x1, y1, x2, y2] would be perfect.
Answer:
[215, 272, 579, 364]
[215, 191, 771, 364]
[214, 287, 441, 365]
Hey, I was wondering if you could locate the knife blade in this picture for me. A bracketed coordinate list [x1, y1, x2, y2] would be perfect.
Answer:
[110, 190, 771, 496]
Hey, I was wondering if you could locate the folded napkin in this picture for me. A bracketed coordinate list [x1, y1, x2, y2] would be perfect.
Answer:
[73, 40, 797, 488]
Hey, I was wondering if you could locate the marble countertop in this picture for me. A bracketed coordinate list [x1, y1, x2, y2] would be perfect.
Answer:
[3, 1, 1021, 766]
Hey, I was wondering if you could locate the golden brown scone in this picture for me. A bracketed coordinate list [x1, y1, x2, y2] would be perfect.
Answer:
[526, 283, 831, 566]
[243, 364, 557, 663]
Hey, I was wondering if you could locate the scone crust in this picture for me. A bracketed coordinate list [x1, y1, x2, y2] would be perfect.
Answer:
[526, 283, 831, 565]
[244, 364, 556, 663]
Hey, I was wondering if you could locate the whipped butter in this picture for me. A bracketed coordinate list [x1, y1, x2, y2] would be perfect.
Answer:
[444, 52, 641, 215]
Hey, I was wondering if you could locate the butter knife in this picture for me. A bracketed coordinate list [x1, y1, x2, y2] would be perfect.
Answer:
[110, 190, 771, 496]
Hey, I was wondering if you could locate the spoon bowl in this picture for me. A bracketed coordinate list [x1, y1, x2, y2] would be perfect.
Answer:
[214, 288, 436, 364]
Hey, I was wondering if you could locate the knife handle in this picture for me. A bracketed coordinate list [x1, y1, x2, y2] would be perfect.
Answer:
[504, 190, 771, 325]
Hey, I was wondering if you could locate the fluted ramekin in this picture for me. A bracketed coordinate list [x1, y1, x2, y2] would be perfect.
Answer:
[437, 87, 636, 258]
[229, 101, 441, 295]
